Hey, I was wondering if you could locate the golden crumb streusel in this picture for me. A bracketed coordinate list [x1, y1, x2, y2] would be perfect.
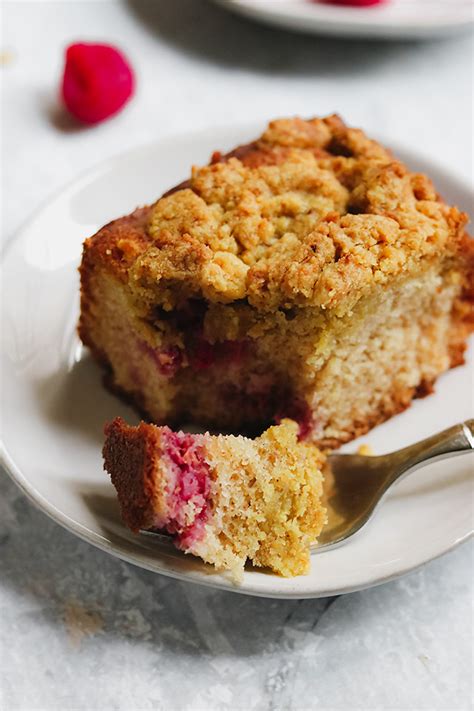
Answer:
[120, 114, 468, 313]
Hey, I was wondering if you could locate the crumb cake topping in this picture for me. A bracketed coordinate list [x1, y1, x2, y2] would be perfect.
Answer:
[85, 115, 468, 313]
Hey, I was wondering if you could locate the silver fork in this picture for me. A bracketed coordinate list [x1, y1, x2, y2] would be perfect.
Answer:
[315, 420, 474, 552]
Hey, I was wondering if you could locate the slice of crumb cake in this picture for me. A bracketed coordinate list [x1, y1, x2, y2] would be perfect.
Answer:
[80, 115, 474, 447]
[103, 418, 326, 578]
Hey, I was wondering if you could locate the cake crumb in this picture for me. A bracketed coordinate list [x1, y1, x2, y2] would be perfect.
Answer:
[0, 50, 15, 67]
[418, 653, 431, 669]
[62, 600, 104, 648]
[357, 443, 374, 456]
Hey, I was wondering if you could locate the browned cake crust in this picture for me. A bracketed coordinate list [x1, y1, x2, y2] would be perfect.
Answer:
[80, 115, 474, 447]
[103, 418, 164, 532]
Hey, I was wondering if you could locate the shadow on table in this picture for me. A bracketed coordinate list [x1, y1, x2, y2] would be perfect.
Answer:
[1, 464, 471, 688]
[127, 0, 430, 77]
[39, 90, 90, 134]
[0, 470, 338, 659]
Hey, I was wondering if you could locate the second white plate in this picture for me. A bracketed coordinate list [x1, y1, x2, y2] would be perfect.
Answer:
[213, 0, 474, 40]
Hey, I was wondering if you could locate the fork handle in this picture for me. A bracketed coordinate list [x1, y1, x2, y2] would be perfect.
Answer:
[388, 419, 474, 484]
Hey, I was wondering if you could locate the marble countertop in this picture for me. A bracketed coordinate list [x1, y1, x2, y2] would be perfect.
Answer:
[2, 2, 473, 709]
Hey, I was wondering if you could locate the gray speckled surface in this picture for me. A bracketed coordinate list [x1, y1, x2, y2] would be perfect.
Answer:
[2, 2, 473, 709]
[1, 472, 473, 710]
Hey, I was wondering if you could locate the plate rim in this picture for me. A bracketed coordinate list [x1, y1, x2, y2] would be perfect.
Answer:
[1, 440, 472, 599]
[1, 122, 473, 599]
[212, 0, 474, 39]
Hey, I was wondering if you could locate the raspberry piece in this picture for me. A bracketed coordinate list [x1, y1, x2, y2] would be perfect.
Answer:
[61, 42, 135, 125]
[188, 337, 248, 371]
[320, 0, 386, 6]
[138, 341, 183, 378]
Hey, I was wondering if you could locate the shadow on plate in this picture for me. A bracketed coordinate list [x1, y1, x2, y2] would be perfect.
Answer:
[34, 354, 140, 445]
[387, 459, 473, 499]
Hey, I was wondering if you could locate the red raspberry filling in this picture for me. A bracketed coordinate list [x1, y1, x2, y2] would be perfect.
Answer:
[157, 430, 211, 549]
[189, 337, 248, 371]
[154, 346, 183, 378]
[61, 42, 134, 124]
[138, 340, 183, 378]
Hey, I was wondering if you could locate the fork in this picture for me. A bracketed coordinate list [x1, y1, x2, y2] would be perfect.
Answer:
[315, 420, 474, 551]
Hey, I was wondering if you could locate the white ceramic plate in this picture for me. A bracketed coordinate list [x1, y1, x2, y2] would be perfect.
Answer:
[1, 122, 473, 599]
[213, 0, 474, 40]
